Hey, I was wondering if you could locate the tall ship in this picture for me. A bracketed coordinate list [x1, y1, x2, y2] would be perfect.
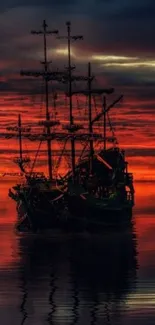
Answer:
[8, 20, 135, 232]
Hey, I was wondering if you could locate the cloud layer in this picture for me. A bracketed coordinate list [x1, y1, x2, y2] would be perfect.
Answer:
[0, 1, 155, 180]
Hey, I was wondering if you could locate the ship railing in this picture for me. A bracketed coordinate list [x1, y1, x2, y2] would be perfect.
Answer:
[125, 172, 133, 177]
[124, 172, 133, 182]
[126, 190, 133, 202]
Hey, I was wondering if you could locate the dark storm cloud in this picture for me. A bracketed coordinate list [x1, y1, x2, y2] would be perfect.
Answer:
[97, 63, 155, 105]
[1, 0, 155, 63]
[0, 79, 32, 93]
[0, 0, 155, 100]
[88, 0, 155, 54]
[111, 1, 155, 21]
[0, 0, 75, 12]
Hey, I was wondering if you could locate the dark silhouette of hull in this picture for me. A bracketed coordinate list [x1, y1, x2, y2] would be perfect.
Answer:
[64, 148, 134, 230]
[10, 178, 67, 232]
[10, 147, 134, 233]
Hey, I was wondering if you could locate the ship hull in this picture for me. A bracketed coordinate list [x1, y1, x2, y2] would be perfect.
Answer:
[14, 188, 133, 232]
[64, 147, 134, 231]
[66, 193, 133, 231]
[12, 185, 66, 232]
[16, 198, 59, 232]
[9, 170, 134, 233]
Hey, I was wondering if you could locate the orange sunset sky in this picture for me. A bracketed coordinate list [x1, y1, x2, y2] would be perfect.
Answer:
[0, 0, 155, 181]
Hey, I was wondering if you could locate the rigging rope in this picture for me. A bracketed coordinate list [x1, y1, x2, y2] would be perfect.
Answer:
[54, 138, 69, 176]
[78, 141, 89, 163]
[107, 112, 118, 145]
[29, 139, 43, 175]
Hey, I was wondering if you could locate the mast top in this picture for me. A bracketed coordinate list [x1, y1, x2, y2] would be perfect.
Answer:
[31, 19, 58, 35]
[57, 21, 83, 41]
[43, 19, 47, 28]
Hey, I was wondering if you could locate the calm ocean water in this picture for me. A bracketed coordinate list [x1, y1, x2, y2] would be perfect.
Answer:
[0, 180, 154, 325]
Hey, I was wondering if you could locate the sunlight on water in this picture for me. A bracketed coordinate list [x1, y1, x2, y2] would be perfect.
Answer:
[0, 180, 154, 324]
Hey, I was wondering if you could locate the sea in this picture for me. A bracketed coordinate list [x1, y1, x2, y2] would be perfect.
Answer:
[0, 179, 154, 325]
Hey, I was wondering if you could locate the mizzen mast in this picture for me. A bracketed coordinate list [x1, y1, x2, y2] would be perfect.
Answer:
[92, 94, 123, 150]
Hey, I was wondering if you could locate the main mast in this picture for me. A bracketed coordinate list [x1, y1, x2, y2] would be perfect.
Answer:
[67, 22, 75, 180]
[57, 21, 83, 181]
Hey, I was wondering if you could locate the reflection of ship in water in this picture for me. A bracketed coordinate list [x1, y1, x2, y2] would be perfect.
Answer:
[19, 268, 28, 325]
[18, 224, 138, 324]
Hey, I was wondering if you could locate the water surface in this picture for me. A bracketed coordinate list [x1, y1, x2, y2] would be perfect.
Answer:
[0, 180, 154, 324]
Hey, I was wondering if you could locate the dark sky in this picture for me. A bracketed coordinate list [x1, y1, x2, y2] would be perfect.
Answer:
[0, 0, 155, 53]
[0, 0, 154, 106]
[0, 1, 155, 76]
[0, 0, 155, 180]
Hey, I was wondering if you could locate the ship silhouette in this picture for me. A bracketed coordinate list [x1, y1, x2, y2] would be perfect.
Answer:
[7, 20, 135, 232]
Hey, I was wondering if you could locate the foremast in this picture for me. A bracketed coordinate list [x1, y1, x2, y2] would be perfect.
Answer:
[17, 114, 30, 173]
[20, 20, 60, 180]
[6, 114, 30, 173]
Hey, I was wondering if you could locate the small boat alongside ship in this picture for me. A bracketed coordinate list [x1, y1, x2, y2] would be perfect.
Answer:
[8, 20, 135, 232]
